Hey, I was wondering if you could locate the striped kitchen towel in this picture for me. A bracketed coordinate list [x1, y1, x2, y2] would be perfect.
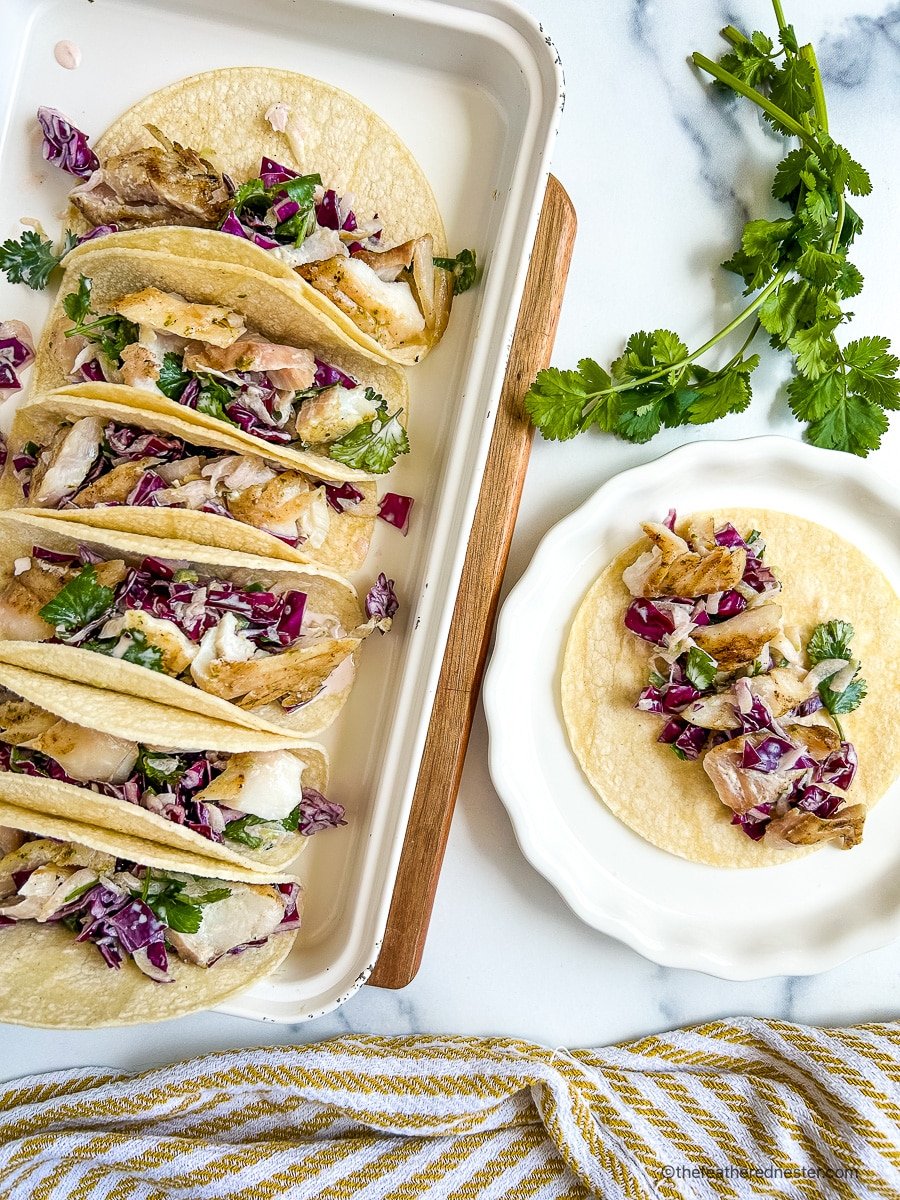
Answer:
[0, 1018, 898, 1199]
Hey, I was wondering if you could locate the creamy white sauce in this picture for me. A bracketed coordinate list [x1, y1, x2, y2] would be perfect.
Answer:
[54, 40, 81, 70]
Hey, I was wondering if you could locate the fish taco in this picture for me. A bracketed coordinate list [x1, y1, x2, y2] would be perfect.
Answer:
[0, 660, 341, 871]
[50, 68, 472, 364]
[0, 802, 302, 1027]
[561, 508, 900, 868]
[1, 389, 379, 572]
[0, 512, 397, 738]
[31, 246, 411, 479]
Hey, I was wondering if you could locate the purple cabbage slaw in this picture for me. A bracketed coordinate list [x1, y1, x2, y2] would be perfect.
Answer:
[0, 333, 36, 393]
[39, 544, 311, 653]
[221, 157, 377, 257]
[625, 511, 859, 840]
[0, 738, 345, 849]
[19, 420, 355, 524]
[9, 860, 304, 979]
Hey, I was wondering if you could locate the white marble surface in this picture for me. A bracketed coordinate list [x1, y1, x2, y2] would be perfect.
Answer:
[4, 0, 900, 1080]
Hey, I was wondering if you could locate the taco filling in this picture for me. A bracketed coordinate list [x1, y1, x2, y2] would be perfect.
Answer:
[624, 513, 868, 849]
[0, 544, 396, 718]
[12, 103, 474, 354]
[0, 694, 343, 852]
[0, 830, 300, 980]
[14, 414, 376, 548]
[55, 274, 408, 473]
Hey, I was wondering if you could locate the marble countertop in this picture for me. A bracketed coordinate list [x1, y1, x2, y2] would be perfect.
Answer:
[4, 0, 900, 1081]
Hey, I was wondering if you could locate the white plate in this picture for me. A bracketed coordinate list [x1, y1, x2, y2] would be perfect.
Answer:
[0, 0, 563, 1020]
[483, 436, 900, 980]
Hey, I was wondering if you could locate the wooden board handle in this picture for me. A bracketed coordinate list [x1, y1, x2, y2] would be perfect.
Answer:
[368, 175, 577, 989]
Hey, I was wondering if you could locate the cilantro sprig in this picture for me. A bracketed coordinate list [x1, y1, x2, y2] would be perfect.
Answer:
[806, 619, 867, 736]
[63, 275, 138, 364]
[0, 229, 77, 290]
[137, 871, 231, 935]
[327, 390, 410, 473]
[82, 628, 165, 671]
[434, 249, 478, 295]
[525, 3, 900, 456]
[38, 565, 114, 637]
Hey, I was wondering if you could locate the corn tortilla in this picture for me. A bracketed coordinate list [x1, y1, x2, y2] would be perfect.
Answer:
[561, 509, 900, 868]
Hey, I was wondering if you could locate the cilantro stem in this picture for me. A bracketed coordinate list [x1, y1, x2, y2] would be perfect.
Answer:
[771, 0, 788, 34]
[719, 319, 762, 375]
[691, 52, 811, 144]
[582, 273, 783, 417]
[801, 44, 829, 133]
[830, 193, 846, 255]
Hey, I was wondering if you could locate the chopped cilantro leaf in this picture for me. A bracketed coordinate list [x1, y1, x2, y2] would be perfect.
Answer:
[684, 647, 718, 690]
[81, 629, 165, 672]
[328, 398, 410, 473]
[38, 565, 114, 637]
[0, 229, 77, 290]
[137, 872, 230, 934]
[136, 749, 183, 785]
[62, 274, 138, 364]
[433, 248, 478, 294]
[156, 352, 192, 400]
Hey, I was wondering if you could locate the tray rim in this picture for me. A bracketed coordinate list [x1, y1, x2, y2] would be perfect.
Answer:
[0, 0, 564, 1023]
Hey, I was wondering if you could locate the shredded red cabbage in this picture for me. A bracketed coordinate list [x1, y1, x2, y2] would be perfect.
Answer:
[80, 359, 106, 382]
[127, 472, 165, 506]
[259, 157, 298, 188]
[314, 359, 357, 390]
[325, 482, 364, 513]
[365, 573, 399, 621]
[76, 224, 119, 244]
[298, 789, 346, 835]
[378, 493, 414, 535]
[221, 209, 280, 249]
[624, 598, 676, 645]
[36, 106, 99, 178]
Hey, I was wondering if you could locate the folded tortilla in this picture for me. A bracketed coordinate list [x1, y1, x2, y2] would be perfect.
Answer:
[561, 508, 900, 868]
[0, 660, 329, 870]
[0, 511, 367, 738]
[30, 244, 409, 470]
[65, 67, 450, 365]
[1, 391, 378, 573]
[0, 800, 298, 1027]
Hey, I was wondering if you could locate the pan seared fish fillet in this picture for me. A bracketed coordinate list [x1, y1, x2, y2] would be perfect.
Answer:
[70, 126, 230, 230]
[692, 604, 783, 672]
[703, 722, 863, 848]
[766, 804, 866, 849]
[704, 722, 841, 815]
[623, 522, 746, 598]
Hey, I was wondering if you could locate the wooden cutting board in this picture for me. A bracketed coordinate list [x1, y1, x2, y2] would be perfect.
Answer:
[368, 175, 577, 989]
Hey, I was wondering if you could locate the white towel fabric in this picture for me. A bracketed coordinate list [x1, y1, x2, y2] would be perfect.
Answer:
[1, 1019, 898, 1199]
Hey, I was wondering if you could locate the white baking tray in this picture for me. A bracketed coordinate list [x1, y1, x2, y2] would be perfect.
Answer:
[0, 0, 563, 1020]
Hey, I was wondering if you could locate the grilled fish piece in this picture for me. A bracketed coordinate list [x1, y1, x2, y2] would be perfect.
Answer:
[692, 604, 783, 672]
[703, 722, 841, 816]
[623, 522, 746, 599]
[767, 804, 866, 849]
[29, 417, 103, 506]
[70, 127, 230, 230]
[112, 288, 245, 347]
